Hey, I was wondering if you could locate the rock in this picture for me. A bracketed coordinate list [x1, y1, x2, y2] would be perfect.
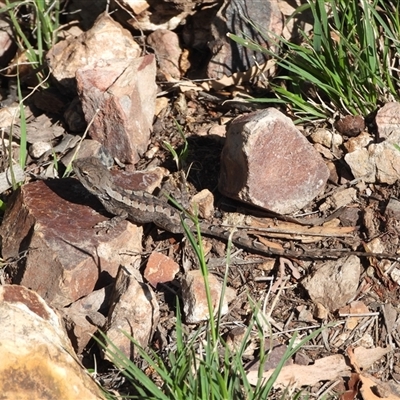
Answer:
[76, 55, 157, 164]
[302, 255, 361, 312]
[144, 252, 180, 288]
[344, 148, 374, 181]
[374, 143, 400, 183]
[47, 12, 141, 94]
[219, 108, 329, 214]
[375, 102, 400, 140]
[338, 206, 361, 227]
[0, 179, 142, 308]
[111, 165, 166, 194]
[313, 143, 334, 159]
[62, 139, 108, 167]
[207, 0, 282, 79]
[182, 270, 236, 323]
[0, 17, 17, 68]
[147, 30, 182, 81]
[334, 115, 365, 136]
[190, 189, 214, 219]
[310, 128, 335, 148]
[385, 197, 400, 220]
[343, 131, 373, 153]
[207, 124, 227, 138]
[104, 266, 160, 360]
[345, 141, 400, 184]
[310, 128, 343, 150]
[0, 285, 105, 399]
[63, 285, 113, 354]
[29, 141, 53, 158]
[326, 161, 339, 184]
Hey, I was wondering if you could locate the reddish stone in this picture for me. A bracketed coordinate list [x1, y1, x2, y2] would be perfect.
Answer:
[76, 54, 157, 164]
[219, 108, 329, 214]
[144, 252, 179, 288]
[0, 179, 142, 308]
[147, 30, 182, 81]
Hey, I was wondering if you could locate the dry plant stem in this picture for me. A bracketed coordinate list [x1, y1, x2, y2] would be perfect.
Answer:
[272, 324, 337, 336]
[315, 379, 342, 399]
[68, 108, 100, 165]
[341, 316, 377, 348]
[271, 257, 299, 293]
[382, 305, 395, 350]
[264, 275, 288, 326]
[253, 276, 274, 282]
[316, 178, 363, 202]
[321, 328, 331, 352]
[283, 310, 295, 332]
[339, 312, 380, 317]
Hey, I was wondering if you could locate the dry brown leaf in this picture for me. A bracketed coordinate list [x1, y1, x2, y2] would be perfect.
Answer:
[347, 347, 398, 400]
[339, 301, 370, 330]
[246, 354, 351, 388]
[247, 346, 393, 391]
[340, 372, 360, 400]
[359, 374, 400, 400]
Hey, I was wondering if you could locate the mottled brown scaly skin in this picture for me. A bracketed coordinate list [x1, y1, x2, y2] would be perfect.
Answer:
[72, 157, 399, 261]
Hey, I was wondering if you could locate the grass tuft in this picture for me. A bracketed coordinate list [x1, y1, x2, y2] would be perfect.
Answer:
[96, 213, 334, 399]
[229, 0, 400, 122]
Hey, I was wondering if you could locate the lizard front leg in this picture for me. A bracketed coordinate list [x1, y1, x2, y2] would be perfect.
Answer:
[94, 211, 129, 232]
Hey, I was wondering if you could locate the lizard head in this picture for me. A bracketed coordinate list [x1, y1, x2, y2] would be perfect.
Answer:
[72, 157, 111, 194]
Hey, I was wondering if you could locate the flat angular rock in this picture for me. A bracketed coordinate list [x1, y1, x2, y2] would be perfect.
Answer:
[0, 18, 17, 68]
[190, 189, 214, 219]
[182, 270, 236, 324]
[207, 0, 282, 79]
[144, 252, 179, 288]
[47, 12, 141, 94]
[345, 141, 400, 184]
[104, 266, 160, 359]
[76, 55, 157, 164]
[12, 113, 65, 144]
[0, 285, 105, 399]
[375, 102, 400, 140]
[63, 285, 113, 354]
[0, 179, 142, 308]
[219, 108, 329, 214]
[302, 255, 361, 312]
[147, 29, 182, 81]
